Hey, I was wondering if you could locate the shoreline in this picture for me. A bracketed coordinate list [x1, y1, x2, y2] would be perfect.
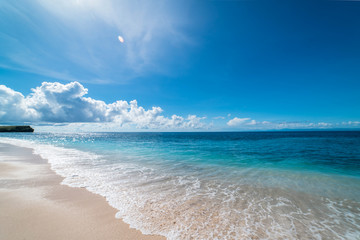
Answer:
[0, 142, 165, 240]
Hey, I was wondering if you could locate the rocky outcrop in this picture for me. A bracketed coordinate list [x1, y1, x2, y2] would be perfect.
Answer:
[0, 126, 34, 132]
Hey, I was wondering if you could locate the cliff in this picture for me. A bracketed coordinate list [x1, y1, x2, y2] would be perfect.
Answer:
[0, 126, 34, 132]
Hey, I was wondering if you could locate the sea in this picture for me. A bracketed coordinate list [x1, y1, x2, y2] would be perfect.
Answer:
[0, 131, 359, 239]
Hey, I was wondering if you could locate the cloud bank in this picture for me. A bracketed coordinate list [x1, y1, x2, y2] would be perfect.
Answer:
[1, 82, 358, 131]
[227, 117, 360, 130]
[0, 82, 206, 129]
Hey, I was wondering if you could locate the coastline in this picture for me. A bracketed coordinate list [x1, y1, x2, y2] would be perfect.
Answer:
[0, 142, 165, 240]
[1, 132, 359, 239]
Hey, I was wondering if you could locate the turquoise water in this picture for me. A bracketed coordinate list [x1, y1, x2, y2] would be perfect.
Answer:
[1, 131, 360, 239]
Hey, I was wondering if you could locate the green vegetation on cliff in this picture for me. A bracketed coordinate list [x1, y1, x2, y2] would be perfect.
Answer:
[0, 126, 34, 132]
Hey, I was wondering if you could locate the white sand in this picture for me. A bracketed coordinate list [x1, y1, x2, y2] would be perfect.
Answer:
[0, 143, 165, 240]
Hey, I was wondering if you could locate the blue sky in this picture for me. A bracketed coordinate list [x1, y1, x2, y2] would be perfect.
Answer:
[0, 0, 359, 131]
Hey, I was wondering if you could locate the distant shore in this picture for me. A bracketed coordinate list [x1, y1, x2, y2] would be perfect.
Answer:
[0, 142, 165, 240]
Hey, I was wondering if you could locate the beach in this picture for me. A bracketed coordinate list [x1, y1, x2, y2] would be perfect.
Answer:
[0, 142, 164, 240]
[0, 132, 360, 239]
[2, 0, 360, 238]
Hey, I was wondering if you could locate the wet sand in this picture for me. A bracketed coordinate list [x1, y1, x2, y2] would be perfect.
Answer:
[0, 143, 165, 240]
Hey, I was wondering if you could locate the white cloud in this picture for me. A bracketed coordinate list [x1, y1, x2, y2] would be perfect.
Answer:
[0, 85, 39, 121]
[246, 119, 257, 125]
[227, 117, 251, 126]
[343, 121, 360, 126]
[273, 122, 334, 129]
[0, 82, 206, 130]
[225, 117, 360, 130]
[1, 82, 358, 131]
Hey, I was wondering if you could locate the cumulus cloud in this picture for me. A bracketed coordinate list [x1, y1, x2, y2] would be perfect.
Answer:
[2, 83, 358, 131]
[0, 85, 39, 121]
[0, 82, 206, 129]
[246, 119, 257, 125]
[227, 117, 251, 126]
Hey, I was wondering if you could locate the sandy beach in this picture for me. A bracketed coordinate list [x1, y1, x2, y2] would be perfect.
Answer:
[0, 142, 165, 240]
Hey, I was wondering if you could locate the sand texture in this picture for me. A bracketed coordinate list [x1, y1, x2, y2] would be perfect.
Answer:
[0, 143, 165, 240]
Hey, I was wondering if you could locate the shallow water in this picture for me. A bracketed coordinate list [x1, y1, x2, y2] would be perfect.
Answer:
[1, 131, 360, 239]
